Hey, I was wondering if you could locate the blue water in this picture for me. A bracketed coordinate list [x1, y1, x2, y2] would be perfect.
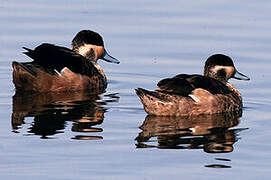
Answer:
[1, 1, 271, 179]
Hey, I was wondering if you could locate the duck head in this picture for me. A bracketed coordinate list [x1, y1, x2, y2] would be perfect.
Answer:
[204, 54, 250, 82]
[71, 30, 120, 64]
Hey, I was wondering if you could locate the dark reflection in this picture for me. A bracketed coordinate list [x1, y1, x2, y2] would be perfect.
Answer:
[205, 164, 231, 168]
[12, 91, 119, 139]
[136, 111, 248, 154]
[204, 158, 232, 169]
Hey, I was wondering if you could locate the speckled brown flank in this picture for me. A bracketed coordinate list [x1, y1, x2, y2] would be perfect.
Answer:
[12, 62, 106, 93]
[136, 83, 242, 116]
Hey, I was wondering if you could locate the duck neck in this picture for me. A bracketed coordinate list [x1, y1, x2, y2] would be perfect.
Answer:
[213, 76, 227, 83]
[226, 82, 242, 102]
[93, 61, 107, 82]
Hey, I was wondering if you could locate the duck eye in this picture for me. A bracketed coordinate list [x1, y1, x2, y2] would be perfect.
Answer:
[217, 68, 226, 78]
[85, 48, 95, 60]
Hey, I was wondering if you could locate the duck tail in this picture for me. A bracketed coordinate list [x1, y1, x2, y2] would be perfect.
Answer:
[22, 47, 35, 59]
[135, 88, 162, 99]
[135, 88, 170, 115]
[12, 61, 36, 91]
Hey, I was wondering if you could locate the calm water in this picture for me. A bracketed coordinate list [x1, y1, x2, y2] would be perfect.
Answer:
[1, 1, 271, 179]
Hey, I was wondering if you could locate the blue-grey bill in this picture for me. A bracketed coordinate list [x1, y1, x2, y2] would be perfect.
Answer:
[233, 70, 250, 80]
[101, 50, 120, 64]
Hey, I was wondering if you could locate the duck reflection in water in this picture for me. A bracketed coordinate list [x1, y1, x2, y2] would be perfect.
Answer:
[136, 111, 247, 153]
[12, 91, 119, 139]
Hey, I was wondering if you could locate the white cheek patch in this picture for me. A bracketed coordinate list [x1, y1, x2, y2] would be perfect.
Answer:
[77, 44, 105, 60]
[225, 66, 235, 79]
[188, 94, 200, 102]
[213, 65, 235, 79]
[78, 44, 94, 57]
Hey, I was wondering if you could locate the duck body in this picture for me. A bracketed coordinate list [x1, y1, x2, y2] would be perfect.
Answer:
[136, 54, 249, 116]
[136, 75, 242, 116]
[12, 30, 119, 93]
[13, 43, 106, 92]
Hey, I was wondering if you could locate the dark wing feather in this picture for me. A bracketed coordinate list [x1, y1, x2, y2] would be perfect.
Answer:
[183, 75, 231, 94]
[157, 74, 231, 95]
[157, 76, 194, 96]
[23, 43, 97, 76]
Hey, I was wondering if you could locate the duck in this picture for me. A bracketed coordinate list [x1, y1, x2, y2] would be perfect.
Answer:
[12, 30, 120, 93]
[135, 54, 250, 116]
